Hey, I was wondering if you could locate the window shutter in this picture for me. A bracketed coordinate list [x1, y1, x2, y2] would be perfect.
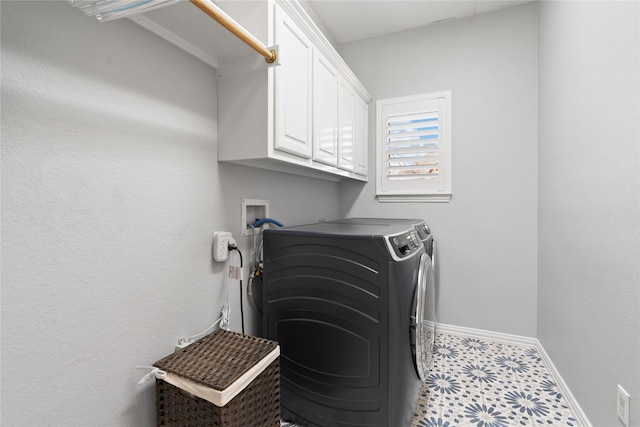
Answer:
[385, 108, 440, 180]
[376, 91, 452, 202]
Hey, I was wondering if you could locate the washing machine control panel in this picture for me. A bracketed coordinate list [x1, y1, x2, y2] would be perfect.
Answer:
[386, 230, 422, 260]
[414, 223, 431, 239]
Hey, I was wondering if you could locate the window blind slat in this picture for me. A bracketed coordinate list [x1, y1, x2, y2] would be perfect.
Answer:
[388, 123, 438, 133]
[385, 149, 438, 158]
[388, 111, 438, 124]
[387, 136, 438, 146]
[387, 171, 439, 179]
[388, 159, 438, 167]
[388, 132, 438, 143]
[388, 162, 439, 170]
[388, 150, 438, 158]
[387, 176, 439, 181]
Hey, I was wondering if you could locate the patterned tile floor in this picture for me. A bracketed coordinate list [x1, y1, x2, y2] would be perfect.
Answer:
[411, 333, 579, 427]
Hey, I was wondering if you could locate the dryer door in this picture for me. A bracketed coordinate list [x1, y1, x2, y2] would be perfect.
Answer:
[412, 253, 436, 381]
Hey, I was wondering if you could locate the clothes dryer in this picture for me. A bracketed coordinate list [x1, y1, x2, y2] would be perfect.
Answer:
[263, 221, 433, 427]
[326, 218, 436, 378]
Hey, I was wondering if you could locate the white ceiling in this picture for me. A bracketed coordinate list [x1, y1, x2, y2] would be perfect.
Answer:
[302, 0, 533, 45]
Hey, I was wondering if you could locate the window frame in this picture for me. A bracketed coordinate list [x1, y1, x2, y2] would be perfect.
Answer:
[375, 90, 452, 203]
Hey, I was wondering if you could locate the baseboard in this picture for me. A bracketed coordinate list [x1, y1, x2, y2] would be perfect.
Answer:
[535, 340, 593, 427]
[436, 322, 592, 427]
[436, 322, 538, 347]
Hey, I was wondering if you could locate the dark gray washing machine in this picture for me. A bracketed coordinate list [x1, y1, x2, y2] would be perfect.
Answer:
[262, 221, 435, 427]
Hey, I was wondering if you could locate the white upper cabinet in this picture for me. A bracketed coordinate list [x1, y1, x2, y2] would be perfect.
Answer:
[171, 0, 371, 182]
[274, 6, 313, 159]
[312, 50, 338, 167]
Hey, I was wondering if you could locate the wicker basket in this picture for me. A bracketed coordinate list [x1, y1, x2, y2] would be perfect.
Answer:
[154, 329, 280, 427]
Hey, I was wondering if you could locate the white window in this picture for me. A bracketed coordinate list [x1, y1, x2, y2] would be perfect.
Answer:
[376, 90, 452, 202]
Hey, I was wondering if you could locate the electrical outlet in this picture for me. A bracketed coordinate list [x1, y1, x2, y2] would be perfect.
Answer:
[213, 231, 232, 262]
[618, 384, 630, 426]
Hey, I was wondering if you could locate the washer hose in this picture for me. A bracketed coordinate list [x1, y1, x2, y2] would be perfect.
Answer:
[252, 218, 284, 228]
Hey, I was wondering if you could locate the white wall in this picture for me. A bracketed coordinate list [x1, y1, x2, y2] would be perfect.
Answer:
[338, 3, 539, 337]
[0, 2, 339, 425]
[537, 1, 640, 426]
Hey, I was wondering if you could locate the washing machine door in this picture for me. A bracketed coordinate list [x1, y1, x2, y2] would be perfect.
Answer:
[412, 253, 436, 381]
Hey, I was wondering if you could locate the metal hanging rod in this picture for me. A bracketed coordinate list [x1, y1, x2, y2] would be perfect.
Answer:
[189, 0, 278, 64]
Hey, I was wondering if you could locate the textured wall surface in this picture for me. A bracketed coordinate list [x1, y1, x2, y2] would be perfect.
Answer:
[338, 4, 539, 337]
[0, 2, 339, 425]
[537, 1, 640, 426]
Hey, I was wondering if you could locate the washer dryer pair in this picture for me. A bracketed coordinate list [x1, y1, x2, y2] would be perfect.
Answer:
[262, 218, 436, 427]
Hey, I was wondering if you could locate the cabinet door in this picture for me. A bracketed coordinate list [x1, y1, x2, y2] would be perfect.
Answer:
[274, 6, 313, 158]
[338, 77, 355, 171]
[354, 96, 368, 176]
[312, 50, 338, 166]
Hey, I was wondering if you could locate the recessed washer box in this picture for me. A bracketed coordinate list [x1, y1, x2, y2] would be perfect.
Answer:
[242, 199, 269, 236]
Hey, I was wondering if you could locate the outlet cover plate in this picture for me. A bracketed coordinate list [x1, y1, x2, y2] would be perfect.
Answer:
[618, 384, 630, 426]
[213, 231, 232, 262]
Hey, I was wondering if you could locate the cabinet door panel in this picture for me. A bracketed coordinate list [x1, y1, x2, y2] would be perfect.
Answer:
[338, 77, 355, 171]
[312, 51, 338, 166]
[274, 7, 313, 158]
[355, 96, 368, 176]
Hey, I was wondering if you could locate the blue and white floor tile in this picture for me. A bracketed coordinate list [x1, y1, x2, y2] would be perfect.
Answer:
[412, 333, 578, 427]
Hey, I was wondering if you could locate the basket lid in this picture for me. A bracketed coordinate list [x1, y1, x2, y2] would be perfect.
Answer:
[154, 329, 279, 393]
